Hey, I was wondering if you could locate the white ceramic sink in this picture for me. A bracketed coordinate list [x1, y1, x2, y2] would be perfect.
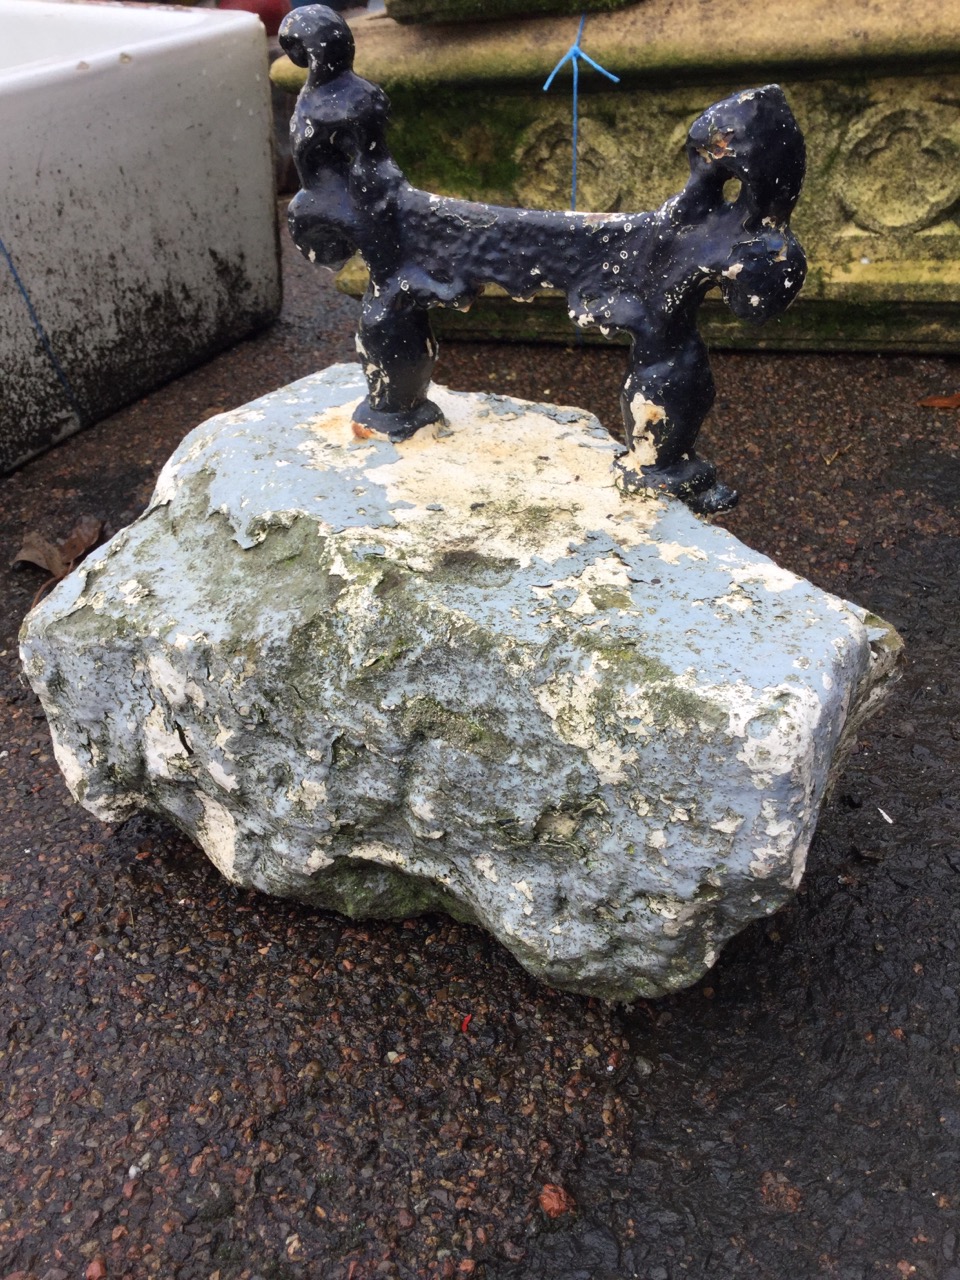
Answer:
[0, 0, 281, 471]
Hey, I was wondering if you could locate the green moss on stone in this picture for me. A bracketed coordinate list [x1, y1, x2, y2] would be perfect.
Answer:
[269, 55, 305, 95]
[576, 635, 728, 732]
[588, 585, 634, 612]
[400, 695, 513, 759]
[386, 87, 538, 201]
[303, 856, 477, 923]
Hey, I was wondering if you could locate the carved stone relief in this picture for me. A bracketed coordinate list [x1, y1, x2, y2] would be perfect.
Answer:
[513, 112, 625, 210]
[839, 100, 960, 234]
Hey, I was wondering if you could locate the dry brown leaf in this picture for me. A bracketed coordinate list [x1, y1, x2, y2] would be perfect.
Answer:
[59, 514, 103, 564]
[11, 530, 68, 579]
[917, 391, 960, 408]
[12, 515, 104, 607]
[538, 1183, 576, 1218]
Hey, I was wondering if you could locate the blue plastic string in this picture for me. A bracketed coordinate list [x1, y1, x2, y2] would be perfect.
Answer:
[0, 233, 86, 424]
[542, 13, 620, 211]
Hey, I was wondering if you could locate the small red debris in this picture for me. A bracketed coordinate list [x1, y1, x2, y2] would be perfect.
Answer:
[460, 1014, 472, 1033]
[918, 391, 960, 408]
[538, 1183, 576, 1218]
[759, 1170, 804, 1212]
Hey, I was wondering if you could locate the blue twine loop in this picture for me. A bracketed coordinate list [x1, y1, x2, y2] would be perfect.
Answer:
[542, 13, 620, 212]
[0, 233, 86, 426]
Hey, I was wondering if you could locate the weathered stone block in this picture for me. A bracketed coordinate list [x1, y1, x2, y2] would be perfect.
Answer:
[20, 366, 901, 1000]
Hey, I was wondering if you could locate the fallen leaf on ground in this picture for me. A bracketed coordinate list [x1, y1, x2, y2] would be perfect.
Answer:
[538, 1183, 576, 1217]
[12, 530, 69, 579]
[12, 514, 104, 607]
[917, 392, 960, 408]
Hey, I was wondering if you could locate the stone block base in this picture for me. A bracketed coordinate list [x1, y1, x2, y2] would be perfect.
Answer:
[20, 366, 902, 1000]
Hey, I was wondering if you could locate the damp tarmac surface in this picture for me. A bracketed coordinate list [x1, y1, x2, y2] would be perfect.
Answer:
[1, 220, 959, 1280]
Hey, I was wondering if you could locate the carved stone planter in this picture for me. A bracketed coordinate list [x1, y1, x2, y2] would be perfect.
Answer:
[273, 0, 960, 351]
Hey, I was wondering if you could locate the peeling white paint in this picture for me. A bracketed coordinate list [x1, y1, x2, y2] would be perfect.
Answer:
[184, 679, 206, 710]
[348, 841, 407, 868]
[303, 386, 661, 571]
[207, 758, 237, 792]
[148, 653, 187, 707]
[711, 813, 743, 835]
[288, 777, 327, 810]
[213, 716, 234, 750]
[532, 555, 635, 618]
[197, 793, 240, 882]
[625, 393, 665, 467]
[714, 590, 753, 614]
[50, 731, 85, 797]
[119, 579, 150, 605]
[143, 705, 188, 778]
[410, 796, 435, 823]
[172, 632, 208, 651]
[474, 854, 499, 884]
[729, 562, 801, 593]
[534, 658, 639, 785]
[736, 682, 822, 788]
[656, 541, 709, 566]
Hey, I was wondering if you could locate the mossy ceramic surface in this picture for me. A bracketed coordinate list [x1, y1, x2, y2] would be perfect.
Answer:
[20, 366, 902, 1000]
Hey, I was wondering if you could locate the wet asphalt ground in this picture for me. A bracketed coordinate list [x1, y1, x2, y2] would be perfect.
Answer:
[1, 220, 959, 1279]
